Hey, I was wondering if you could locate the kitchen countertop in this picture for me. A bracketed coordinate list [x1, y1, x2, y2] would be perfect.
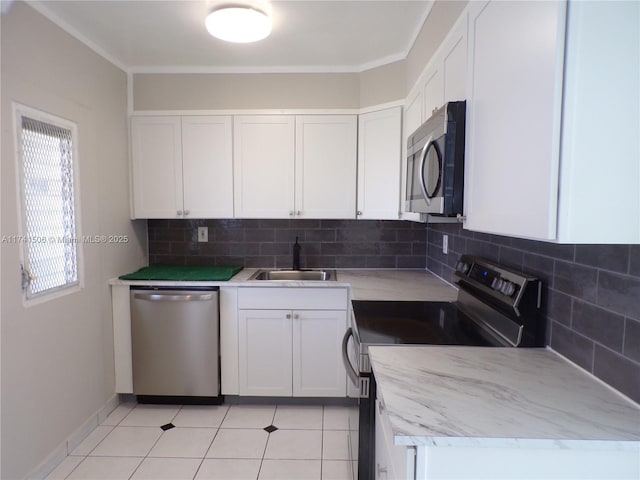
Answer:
[368, 345, 640, 450]
[110, 268, 458, 302]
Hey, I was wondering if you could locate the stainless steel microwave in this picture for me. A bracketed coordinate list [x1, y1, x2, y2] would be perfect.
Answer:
[405, 101, 466, 215]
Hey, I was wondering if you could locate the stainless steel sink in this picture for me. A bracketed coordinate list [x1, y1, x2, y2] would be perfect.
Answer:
[249, 269, 336, 281]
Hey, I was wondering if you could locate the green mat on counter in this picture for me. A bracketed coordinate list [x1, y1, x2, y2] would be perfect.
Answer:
[119, 265, 243, 281]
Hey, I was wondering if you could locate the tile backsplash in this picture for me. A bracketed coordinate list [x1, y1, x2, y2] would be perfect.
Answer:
[148, 219, 427, 269]
[426, 222, 640, 402]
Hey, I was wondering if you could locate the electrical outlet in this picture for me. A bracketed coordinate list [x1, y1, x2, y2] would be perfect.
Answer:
[442, 234, 448, 254]
[197, 226, 208, 243]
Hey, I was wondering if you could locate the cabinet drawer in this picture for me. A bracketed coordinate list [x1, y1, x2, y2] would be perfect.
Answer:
[238, 287, 348, 310]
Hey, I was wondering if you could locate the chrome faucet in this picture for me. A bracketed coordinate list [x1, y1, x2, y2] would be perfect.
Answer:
[293, 236, 301, 270]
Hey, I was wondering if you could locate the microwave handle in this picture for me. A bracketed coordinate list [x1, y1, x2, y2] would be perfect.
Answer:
[419, 139, 432, 206]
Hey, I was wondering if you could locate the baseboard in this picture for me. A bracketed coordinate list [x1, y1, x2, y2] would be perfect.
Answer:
[27, 394, 120, 480]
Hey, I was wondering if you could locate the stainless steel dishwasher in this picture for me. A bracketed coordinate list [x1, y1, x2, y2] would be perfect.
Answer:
[130, 287, 221, 403]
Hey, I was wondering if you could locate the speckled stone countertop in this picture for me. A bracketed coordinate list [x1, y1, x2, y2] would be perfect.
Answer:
[368, 345, 640, 450]
[110, 268, 458, 302]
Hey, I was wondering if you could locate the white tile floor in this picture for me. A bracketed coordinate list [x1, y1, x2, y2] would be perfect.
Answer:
[45, 403, 359, 480]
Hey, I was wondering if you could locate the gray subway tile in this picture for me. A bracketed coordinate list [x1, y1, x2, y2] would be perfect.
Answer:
[260, 243, 290, 255]
[511, 238, 575, 261]
[522, 253, 554, 285]
[549, 322, 594, 372]
[365, 255, 396, 268]
[629, 246, 640, 277]
[623, 319, 640, 363]
[465, 239, 500, 262]
[593, 345, 640, 402]
[572, 300, 625, 352]
[397, 256, 425, 268]
[553, 260, 598, 303]
[575, 245, 629, 274]
[498, 247, 523, 270]
[545, 289, 572, 326]
[597, 271, 640, 320]
[245, 228, 276, 242]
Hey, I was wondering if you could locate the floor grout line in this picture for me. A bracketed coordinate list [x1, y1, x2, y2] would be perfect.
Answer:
[53, 403, 357, 480]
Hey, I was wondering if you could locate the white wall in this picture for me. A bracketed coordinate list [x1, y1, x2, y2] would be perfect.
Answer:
[0, 3, 146, 478]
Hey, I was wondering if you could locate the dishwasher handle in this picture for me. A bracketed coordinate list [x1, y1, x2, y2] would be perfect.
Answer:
[133, 292, 216, 302]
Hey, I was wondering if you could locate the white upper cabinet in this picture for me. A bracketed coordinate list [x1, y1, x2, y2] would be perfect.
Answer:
[295, 115, 357, 219]
[442, 15, 467, 104]
[357, 107, 402, 220]
[423, 65, 444, 120]
[234, 115, 357, 219]
[182, 116, 233, 218]
[130, 115, 233, 219]
[555, 1, 639, 243]
[464, 0, 639, 243]
[233, 115, 296, 218]
[422, 12, 469, 120]
[131, 116, 183, 218]
[464, 1, 565, 240]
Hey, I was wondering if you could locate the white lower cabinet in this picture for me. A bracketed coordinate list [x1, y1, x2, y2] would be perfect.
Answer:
[237, 287, 348, 397]
[238, 309, 294, 397]
[375, 398, 415, 480]
[293, 309, 348, 397]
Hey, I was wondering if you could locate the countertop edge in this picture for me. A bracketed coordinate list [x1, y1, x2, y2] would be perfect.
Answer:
[109, 269, 458, 301]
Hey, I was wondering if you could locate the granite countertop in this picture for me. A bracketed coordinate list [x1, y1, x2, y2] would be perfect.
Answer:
[110, 268, 458, 302]
[368, 345, 640, 450]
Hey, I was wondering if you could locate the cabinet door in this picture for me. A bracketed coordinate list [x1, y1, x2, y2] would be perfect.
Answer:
[442, 13, 467, 103]
[295, 116, 357, 219]
[234, 116, 295, 218]
[375, 400, 414, 480]
[238, 309, 293, 396]
[181, 116, 233, 218]
[130, 116, 183, 218]
[423, 64, 444, 119]
[464, 1, 565, 240]
[357, 108, 402, 220]
[293, 309, 347, 397]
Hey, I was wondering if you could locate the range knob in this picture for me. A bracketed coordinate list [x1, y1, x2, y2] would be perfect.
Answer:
[456, 261, 470, 274]
[491, 277, 504, 291]
[499, 281, 516, 297]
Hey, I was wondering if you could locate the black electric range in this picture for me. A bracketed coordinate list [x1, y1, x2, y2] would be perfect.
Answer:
[343, 255, 545, 480]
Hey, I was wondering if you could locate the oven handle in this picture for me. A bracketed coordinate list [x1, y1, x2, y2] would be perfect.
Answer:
[341, 328, 359, 386]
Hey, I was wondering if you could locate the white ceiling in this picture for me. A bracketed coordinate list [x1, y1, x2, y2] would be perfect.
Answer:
[25, 0, 433, 74]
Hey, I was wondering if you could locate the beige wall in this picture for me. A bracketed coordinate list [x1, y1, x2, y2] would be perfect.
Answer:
[359, 60, 406, 108]
[133, 72, 361, 110]
[133, 64, 406, 111]
[406, 0, 469, 91]
[0, 3, 146, 478]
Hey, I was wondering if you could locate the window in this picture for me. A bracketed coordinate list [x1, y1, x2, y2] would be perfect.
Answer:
[15, 105, 81, 301]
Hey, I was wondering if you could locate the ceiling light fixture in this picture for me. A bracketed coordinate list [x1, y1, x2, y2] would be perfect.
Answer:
[205, 4, 272, 43]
